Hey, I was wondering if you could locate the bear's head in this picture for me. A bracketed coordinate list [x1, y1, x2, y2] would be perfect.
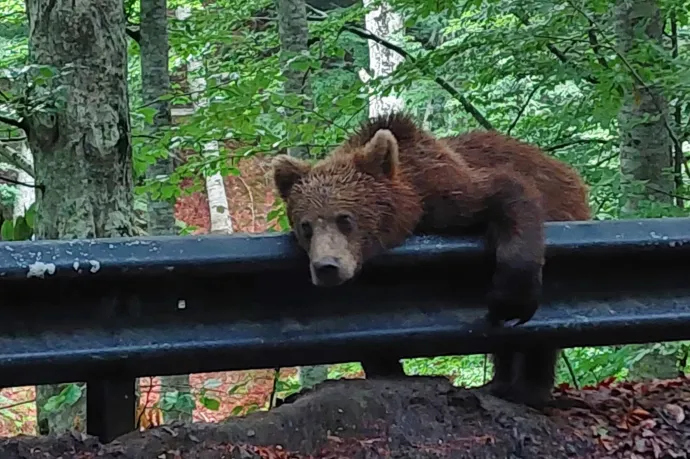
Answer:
[272, 129, 422, 287]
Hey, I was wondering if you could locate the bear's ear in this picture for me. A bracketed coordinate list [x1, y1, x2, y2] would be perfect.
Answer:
[355, 129, 400, 179]
[272, 154, 311, 201]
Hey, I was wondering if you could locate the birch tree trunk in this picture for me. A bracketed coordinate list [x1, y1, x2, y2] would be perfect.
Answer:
[189, 61, 233, 234]
[359, 0, 405, 117]
[614, 0, 679, 380]
[0, 138, 35, 221]
[276, 0, 327, 390]
[176, 6, 233, 235]
[11, 140, 35, 220]
[141, 0, 193, 423]
[24, 0, 135, 434]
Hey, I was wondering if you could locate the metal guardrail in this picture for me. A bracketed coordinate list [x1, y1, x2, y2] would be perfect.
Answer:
[0, 217, 689, 442]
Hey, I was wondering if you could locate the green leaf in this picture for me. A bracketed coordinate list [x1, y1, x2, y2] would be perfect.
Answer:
[244, 403, 259, 414]
[25, 203, 36, 229]
[62, 383, 83, 406]
[278, 214, 290, 231]
[230, 405, 244, 416]
[1, 220, 14, 241]
[13, 217, 32, 241]
[42, 394, 65, 413]
[38, 65, 56, 78]
[137, 107, 158, 125]
[175, 393, 196, 413]
[200, 395, 220, 411]
[288, 58, 311, 72]
[159, 390, 179, 411]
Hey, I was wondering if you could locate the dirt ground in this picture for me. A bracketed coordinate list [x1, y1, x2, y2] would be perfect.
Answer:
[0, 375, 687, 459]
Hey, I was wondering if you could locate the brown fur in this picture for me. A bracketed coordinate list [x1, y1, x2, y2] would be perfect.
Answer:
[272, 112, 590, 407]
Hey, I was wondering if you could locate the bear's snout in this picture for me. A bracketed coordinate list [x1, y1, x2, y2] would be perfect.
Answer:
[310, 256, 345, 287]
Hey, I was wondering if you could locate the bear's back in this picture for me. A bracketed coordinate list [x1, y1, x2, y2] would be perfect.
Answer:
[443, 131, 591, 222]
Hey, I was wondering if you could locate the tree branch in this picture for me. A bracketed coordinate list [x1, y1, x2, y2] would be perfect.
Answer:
[591, 151, 619, 168]
[0, 115, 28, 132]
[543, 138, 611, 152]
[0, 141, 35, 177]
[507, 82, 541, 135]
[0, 175, 40, 189]
[646, 184, 689, 202]
[515, 13, 599, 85]
[342, 25, 493, 130]
[587, 27, 609, 69]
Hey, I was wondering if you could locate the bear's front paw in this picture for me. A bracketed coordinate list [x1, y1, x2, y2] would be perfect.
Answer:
[486, 260, 542, 326]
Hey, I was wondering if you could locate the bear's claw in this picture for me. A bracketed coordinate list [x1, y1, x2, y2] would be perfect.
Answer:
[485, 259, 542, 326]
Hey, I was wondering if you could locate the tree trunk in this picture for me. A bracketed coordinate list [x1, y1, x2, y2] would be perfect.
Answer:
[187, 59, 233, 235]
[141, 0, 193, 423]
[276, 0, 312, 160]
[11, 140, 35, 221]
[614, 0, 673, 216]
[614, 0, 678, 380]
[360, 0, 405, 117]
[24, 0, 135, 434]
[176, 6, 233, 235]
[276, 0, 327, 389]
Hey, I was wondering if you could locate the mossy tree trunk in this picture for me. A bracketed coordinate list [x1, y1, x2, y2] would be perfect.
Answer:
[276, 0, 313, 161]
[614, 0, 679, 381]
[615, 0, 673, 215]
[140, 0, 193, 423]
[276, 0, 327, 390]
[24, 0, 136, 434]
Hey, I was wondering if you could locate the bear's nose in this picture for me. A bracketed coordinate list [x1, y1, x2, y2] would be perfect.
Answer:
[311, 257, 342, 286]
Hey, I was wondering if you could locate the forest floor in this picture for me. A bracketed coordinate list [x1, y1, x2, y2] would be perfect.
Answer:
[0, 375, 687, 459]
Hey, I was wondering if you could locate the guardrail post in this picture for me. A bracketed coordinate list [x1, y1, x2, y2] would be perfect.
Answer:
[86, 378, 136, 443]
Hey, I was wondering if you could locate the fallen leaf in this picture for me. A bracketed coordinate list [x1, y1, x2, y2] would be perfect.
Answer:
[664, 404, 685, 424]
[631, 408, 651, 418]
[640, 419, 657, 430]
[642, 428, 656, 437]
[634, 438, 648, 453]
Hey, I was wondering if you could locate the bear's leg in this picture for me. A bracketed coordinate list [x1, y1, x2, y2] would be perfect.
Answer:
[361, 357, 406, 379]
[499, 346, 558, 408]
[477, 172, 546, 326]
[487, 349, 518, 397]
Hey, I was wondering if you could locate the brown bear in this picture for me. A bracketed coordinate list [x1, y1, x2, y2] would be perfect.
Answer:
[271, 112, 590, 407]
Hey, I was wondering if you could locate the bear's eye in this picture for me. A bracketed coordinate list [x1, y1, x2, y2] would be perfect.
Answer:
[300, 220, 313, 239]
[335, 213, 355, 234]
